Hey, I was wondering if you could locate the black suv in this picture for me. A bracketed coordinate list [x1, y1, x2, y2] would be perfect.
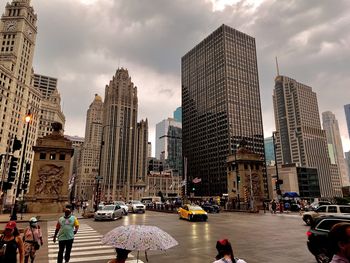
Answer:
[201, 204, 220, 213]
[307, 215, 350, 263]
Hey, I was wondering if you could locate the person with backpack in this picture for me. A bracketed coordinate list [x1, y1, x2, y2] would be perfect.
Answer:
[0, 221, 24, 263]
[23, 217, 43, 263]
[213, 239, 247, 263]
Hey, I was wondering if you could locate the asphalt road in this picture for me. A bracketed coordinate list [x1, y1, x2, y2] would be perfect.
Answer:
[31, 211, 317, 263]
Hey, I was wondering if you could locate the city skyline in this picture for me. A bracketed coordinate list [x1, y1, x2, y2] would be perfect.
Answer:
[1, 0, 349, 153]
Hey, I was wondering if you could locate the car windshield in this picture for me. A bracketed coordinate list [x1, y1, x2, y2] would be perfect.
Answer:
[102, 205, 115, 211]
[189, 206, 203, 211]
[115, 201, 125, 205]
[132, 201, 142, 204]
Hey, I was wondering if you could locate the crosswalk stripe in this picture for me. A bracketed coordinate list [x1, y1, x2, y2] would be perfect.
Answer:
[48, 238, 103, 248]
[47, 223, 144, 263]
[48, 245, 115, 252]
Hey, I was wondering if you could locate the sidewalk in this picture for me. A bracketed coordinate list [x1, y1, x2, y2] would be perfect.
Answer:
[0, 211, 85, 223]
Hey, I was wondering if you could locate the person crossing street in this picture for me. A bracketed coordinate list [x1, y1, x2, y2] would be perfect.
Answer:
[53, 208, 79, 263]
[23, 217, 43, 263]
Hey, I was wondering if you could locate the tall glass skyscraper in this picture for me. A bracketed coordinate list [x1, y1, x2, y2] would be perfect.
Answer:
[264, 137, 275, 166]
[182, 24, 265, 196]
[155, 118, 182, 176]
[345, 104, 350, 139]
[173, 107, 182, 123]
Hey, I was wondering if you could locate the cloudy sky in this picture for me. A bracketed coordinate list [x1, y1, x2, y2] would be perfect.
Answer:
[2, 0, 350, 153]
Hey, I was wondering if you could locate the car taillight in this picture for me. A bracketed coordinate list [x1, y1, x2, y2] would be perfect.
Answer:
[306, 231, 312, 237]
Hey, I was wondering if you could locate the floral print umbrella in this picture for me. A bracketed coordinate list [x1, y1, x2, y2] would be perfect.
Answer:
[101, 225, 178, 251]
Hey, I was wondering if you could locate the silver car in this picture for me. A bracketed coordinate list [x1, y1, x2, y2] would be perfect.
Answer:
[94, 204, 123, 221]
[114, 201, 128, 215]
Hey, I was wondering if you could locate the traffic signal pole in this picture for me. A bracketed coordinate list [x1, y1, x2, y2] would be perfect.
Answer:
[0, 137, 13, 214]
[11, 112, 31, 220]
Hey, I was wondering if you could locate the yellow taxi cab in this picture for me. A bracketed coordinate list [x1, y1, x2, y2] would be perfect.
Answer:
[178, 204, 208, 221]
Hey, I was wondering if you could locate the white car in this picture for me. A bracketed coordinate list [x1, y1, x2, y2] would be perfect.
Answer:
[114, 201, 128, 215]
[127, 200, 146, 213]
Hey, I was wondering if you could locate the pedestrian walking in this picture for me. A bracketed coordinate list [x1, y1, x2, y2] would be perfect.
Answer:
[284, 202, 290, 213]
[213, 239, 247, 263]
[23, 217, 43, 263]
[328, 222, 350, 263]
[0, 221, 24, 263]
[271, 200, 277, 214]
[53, 208, 80, 263]
[107, 248, 131, 263]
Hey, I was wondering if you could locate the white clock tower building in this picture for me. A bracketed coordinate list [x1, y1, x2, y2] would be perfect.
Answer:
[0, 0, 42, 204]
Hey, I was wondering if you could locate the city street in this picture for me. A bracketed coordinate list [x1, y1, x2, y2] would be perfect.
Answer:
[34, 211, 315, 263]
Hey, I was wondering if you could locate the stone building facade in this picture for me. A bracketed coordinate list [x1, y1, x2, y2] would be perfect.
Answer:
[26, 123, 74, 213]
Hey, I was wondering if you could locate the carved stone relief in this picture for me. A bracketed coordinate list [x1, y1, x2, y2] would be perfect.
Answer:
[35, 164, 64, 196]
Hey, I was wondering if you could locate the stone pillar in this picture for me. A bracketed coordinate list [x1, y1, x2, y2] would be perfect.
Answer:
[25, 123, 74, 213]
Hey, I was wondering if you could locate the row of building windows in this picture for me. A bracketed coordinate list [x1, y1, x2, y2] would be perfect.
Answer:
[39, 152, 66, 161]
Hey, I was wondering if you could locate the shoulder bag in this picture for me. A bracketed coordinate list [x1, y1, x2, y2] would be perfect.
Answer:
[30, 228, 40, 250]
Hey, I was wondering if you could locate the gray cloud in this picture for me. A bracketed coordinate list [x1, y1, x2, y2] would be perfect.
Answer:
[1, 0, 349, 152]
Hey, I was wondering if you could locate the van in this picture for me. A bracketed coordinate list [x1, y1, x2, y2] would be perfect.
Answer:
[141, 196, 161, 206]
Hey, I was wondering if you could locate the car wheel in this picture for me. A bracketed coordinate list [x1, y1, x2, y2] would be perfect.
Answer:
[315, 252, 330, 263]
[188, 215, 192, 221]
[123, 209, 127, 215]
[142, 210, 145, 214]
[304, 216, 312, 226]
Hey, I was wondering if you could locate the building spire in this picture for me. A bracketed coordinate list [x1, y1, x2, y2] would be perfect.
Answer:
[275, 56, 280, 76]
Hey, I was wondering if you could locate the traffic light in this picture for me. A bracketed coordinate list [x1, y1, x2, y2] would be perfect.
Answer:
[22, 162, 30, 191]
[12, 136, 22, 152]
[7, 156, 18, 183]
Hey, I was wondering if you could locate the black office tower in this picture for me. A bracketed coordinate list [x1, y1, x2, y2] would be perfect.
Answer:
[182, 24, 265, 197]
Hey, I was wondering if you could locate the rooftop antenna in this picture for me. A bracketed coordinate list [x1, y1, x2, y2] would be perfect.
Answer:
[275, 56, 280, 76]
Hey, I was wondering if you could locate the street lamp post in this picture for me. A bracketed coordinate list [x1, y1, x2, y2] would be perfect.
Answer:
[94, 134, 104, 211]
[234, 143, 240, 209]
[272, 131, 282, 213]
[10, 111, 31, 220]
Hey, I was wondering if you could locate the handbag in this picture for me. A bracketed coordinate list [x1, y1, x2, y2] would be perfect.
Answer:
[30, 227, 40, 250]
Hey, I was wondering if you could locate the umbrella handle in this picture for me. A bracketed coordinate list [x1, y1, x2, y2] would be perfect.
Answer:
[137, 251, 139, 263]
[145, 250, 149, 262]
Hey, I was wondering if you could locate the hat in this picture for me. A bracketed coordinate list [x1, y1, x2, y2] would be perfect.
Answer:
[216, 239, 234, 259]
[29, 217, 38, 223]
[5, 221, 17, 230]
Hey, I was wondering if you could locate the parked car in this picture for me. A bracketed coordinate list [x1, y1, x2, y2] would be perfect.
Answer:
[127, 200, 146, 213]
[307, 215, 350, 263]
[113, 201, 128, 215]
[302, 205, 350, 226]
[178, 204, 208, 221]
[94, 204, 123, 221]
[201, 204, 220, 213]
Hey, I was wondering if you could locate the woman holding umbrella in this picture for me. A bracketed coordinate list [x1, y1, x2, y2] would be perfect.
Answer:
[102, 225, 178, 262]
